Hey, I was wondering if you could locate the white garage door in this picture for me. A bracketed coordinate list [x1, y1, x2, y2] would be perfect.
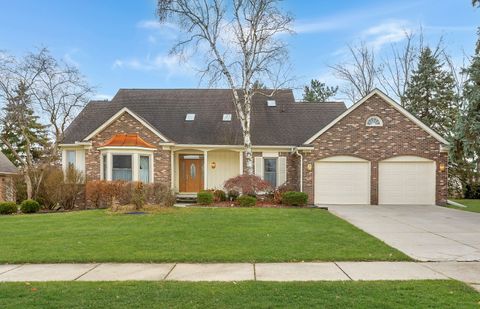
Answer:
[379, 156, 436, 205]
[314, 156, 370, 205]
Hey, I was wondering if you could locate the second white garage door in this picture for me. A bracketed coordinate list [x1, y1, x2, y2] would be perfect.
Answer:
[379, 156, 436, 205]
[314, 156, 370, 205]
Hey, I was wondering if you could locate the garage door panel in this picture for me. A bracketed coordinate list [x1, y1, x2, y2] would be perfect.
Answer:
[314, 161, 370, 205]
[379, 160, 435, 205]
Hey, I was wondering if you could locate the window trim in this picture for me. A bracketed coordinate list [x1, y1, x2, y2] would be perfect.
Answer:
[366, 116, 383, 127]
[100, 149, 154, 183]
[263, 157, 278, 187]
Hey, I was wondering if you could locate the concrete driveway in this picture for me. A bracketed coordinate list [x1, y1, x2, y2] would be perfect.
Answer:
[328, 205, 480, 262]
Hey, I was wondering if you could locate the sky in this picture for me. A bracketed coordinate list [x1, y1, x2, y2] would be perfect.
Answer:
[0, 0, 478, 103]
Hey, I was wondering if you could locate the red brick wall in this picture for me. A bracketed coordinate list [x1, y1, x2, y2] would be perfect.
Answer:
[85, 113, 171, 184]
[301, 94, 448, 205]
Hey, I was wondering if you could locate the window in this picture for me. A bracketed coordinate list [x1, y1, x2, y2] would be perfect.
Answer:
[264, 158, 277, 187]
[139, 156, 150, 183]
[102, 154, 107, 180]
[366, 116, 383, 127]
[185, 113, 195, 121]
[267, 100, 276, 107]
[222, 113, 232, 121]
[66, 150, 76, 168]
[112, 155, 132, 181]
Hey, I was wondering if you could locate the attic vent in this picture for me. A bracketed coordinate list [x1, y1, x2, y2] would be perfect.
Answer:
[185, 113, 195, 121]
[267, 100, 276, 107]
[222, 113, 232, 121]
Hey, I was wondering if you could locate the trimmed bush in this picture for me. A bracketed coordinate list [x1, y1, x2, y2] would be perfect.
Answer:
[197, 191, 214, 205]
[213, 189, 227, 202]
[281, 191, 308, 206]
[224, 174, 271, 196]
[227, 190, 239, 201]
[237, 195, 256, 207]
[0, 202, 17, 215]
[20, 199, 40, 214]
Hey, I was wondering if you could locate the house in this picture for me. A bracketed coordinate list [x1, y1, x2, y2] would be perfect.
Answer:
[0, 151, 18, 202]
[60, 88, 449, 206]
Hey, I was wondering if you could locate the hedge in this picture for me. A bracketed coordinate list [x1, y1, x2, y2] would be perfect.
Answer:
[20, 199, 40, 214]
[281, 191, 308, 206]
[0, 202, 17, 215]
[237, 195, 256, 207]
[197, 191, 214, 205]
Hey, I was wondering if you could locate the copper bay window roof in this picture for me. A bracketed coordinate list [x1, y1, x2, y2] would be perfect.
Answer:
[100, 133, 156, 148]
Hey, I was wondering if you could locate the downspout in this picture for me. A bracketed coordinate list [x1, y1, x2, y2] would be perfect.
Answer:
[292, 147, 303, 192]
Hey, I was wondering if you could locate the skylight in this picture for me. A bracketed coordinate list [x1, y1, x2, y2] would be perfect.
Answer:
[222, 113, 232, 121]
[267, 100, 276, 107]
[185, 113, 195, 121]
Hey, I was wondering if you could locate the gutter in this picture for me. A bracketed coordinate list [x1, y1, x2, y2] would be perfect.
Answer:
[292, 147, 303, 192]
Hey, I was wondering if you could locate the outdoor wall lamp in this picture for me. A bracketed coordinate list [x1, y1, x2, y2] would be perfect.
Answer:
[307, 163, 313, 171]
[211, 162, 216, 169]
[439, 163, 446, 172]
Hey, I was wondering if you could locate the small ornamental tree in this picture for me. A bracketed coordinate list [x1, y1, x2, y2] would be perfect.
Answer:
[224, 174, 271, 196]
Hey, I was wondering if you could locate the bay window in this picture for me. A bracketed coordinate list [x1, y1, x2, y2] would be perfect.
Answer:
[112, 155, 133, 181]
[139, 156, 150, 183]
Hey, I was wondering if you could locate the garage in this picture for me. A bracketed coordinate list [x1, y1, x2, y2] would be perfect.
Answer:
[378, 156, 436, 205]
[314, 156, 370, 205]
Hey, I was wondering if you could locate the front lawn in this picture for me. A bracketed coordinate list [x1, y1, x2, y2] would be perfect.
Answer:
[451, 199, 480, 213]
[0, 281, 477, 308]
[0, 208, 408, 263]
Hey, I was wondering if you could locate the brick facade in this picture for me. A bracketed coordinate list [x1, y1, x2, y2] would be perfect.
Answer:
[0, 175, 15, 202]
[301, 94, 448, 205]
[84, 113, 171, 185]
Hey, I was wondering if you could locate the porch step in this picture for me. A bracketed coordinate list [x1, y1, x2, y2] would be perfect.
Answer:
[176, 193, 197, 203]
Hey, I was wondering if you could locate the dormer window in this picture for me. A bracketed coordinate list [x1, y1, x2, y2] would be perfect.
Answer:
[267, 100, 276, 107]
[222, 113, 232, 121]
[185, 113, 195, 121]
[366, 116, 383, 127]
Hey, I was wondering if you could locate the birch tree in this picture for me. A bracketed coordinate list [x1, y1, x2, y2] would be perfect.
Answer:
[156, 0, 293, 174]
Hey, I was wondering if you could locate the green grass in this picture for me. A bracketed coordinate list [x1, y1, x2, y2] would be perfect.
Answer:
[0, 281, 477, 308]
[451, 199, 480, 213]
[0, 208, 409, 263]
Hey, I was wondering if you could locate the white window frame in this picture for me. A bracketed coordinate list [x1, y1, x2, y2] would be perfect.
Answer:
[263, 157, 278, 187]
[66, 150, 76, 168]
[222, 113, 232, 121]
[99, 148, 154, 183]
[185, 113, 195, 121]
[366, 116, 383, 127]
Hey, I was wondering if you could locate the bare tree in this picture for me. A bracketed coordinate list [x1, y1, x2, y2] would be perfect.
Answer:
[157, 0, 293, 174]
[331, 43, 378, 103]
[378, 31, 419, 106]
[29, 49, 94, 154]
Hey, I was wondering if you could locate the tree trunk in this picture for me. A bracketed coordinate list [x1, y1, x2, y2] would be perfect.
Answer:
[244, 130, 254, 174]
[24, 171, 33, 200]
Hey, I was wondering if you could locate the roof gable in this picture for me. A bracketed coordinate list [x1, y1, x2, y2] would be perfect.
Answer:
[0, 152, 18, 174]
[304, 89, 450, 145]
[84, 107, 171, 143]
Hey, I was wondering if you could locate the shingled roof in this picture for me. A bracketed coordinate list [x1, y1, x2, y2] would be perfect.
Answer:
[0, 152, 18, 174]
[63, 89, 346, 146]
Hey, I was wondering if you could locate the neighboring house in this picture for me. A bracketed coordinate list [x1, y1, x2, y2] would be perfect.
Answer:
[0, 151, 18, 202]
[60, 88, 449, 206]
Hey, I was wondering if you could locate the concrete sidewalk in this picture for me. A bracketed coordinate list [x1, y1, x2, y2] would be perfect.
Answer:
[0, 262, 479, 289]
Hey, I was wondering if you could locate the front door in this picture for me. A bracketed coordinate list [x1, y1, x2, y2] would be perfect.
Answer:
[179, 155, 204, 192]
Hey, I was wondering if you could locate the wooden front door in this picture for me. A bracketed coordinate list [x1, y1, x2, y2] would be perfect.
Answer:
[179, 156, 204, 192]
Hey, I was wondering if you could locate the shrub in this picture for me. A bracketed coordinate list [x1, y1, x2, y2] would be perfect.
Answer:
[197, 191, 214, 205]
[20, 199, 40, 214]
[237, 195, 256, 207]
[273, 183, 297, 204]
[465, 183, 480, 199]
[131, 182, 145, 210]
[38, 167, 85, 210]
[213, 189, 227, 202]
[224, 174, 271, 196]
[281, 191, 308, 206]
[145, 183, 176, 207]
[227, 190, 239, 201]
[0, 202, 17, 215]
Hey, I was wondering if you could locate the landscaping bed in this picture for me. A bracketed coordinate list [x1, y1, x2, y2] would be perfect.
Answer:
[0, 281, 477, 308]
[0, 208, 409, 263]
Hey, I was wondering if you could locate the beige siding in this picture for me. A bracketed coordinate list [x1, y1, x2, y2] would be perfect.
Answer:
[207, 151, 240, 189]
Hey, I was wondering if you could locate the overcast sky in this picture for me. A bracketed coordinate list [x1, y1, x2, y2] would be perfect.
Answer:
[0, 0, 478, 102]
